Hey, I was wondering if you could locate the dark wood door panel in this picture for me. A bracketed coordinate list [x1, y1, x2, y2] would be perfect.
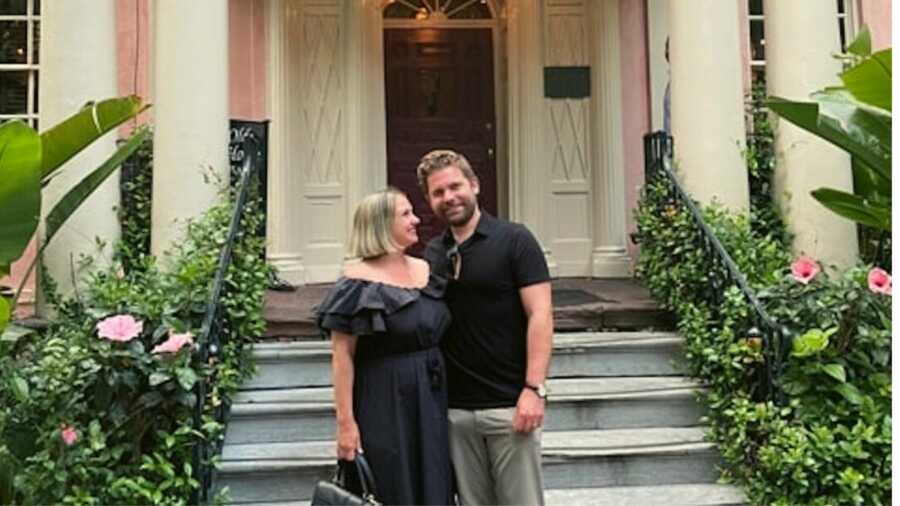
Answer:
[385, 28, 496, 256]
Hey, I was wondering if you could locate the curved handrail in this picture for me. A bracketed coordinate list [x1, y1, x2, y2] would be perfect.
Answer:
[643, 131, 791, 403]
[190, 135, 261, 504]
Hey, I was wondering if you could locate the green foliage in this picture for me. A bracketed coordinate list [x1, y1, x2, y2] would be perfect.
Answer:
[635, 179, 891, 506]
[0, 121, 42, 269]
[0, 96, 147, 336]
[117, 134, 154, 275]
[745, 81, 788, 246]
[0, 182, 271, 504]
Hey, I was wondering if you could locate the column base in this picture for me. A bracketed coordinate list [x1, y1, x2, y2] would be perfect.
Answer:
[592, 247, 633, 278]
[266, 253, 306, 286]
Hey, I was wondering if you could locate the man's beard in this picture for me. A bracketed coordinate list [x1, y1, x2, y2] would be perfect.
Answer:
[440, 197, 477, 227]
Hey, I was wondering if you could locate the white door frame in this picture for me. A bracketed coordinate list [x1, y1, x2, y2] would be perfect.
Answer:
[265, 0, 630, 283]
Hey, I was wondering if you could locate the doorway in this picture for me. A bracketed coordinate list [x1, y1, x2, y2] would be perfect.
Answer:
[384, 28, 497, 255]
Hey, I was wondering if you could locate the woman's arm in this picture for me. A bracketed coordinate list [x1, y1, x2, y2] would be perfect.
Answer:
[331, 330, 360, 460]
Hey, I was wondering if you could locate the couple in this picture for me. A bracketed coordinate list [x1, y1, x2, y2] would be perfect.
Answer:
[317, 150, 554, 505]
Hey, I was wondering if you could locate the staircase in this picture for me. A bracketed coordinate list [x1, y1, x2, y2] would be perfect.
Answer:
[215, 284, 747, 505]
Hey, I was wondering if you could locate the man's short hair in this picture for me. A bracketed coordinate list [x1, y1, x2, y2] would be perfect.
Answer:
[348, 187, 404, 259]
[416, 149, 477, 195]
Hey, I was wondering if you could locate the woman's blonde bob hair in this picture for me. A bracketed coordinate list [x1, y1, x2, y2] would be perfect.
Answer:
[348, 187, 407, 259]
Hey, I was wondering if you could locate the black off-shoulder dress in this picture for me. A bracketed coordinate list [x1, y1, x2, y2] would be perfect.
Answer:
[316, 274, 453, 505]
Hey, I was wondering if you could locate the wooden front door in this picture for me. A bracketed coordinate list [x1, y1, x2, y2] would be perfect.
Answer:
[384, 28, 497, 255]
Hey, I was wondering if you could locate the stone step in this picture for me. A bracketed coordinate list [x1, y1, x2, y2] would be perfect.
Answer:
[262, 279, 676, 339]
[225, 377, 705, 445]
[544, 484, 748, 506]
[236, 483, 747, 506]
[215, 427, 720, 503]
[242, 331, 685, 390]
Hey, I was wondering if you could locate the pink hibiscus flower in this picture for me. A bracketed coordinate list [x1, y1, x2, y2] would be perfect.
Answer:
[867, 268, 892, 296]
[790, 256, 820, 285]
[152, 332, 194, 354]
[96, 314, 143, 342]
[60, 425, 78, 446]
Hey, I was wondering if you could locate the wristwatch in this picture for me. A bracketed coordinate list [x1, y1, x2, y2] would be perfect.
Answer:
[524, 382, 548, 400]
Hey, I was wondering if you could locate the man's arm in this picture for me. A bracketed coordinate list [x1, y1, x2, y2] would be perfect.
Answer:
[512, 280, 553, 433]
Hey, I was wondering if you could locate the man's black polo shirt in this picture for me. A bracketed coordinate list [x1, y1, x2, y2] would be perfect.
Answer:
[424, 213, 550, 409]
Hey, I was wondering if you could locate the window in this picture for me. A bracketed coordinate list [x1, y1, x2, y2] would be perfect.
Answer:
[384, 0, 492, 20]
[0, 0, 39, 128]
[748, 0, 856, 84]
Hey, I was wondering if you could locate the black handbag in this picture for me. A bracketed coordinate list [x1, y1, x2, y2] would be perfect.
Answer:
[311, 452, 381, 505]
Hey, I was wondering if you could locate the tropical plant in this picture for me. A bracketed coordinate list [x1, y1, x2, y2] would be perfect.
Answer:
[636, 178, 891, 505]
[0, 186, 269, 504]
[0, 96, 149, 336]
[767, 27, 891, 232]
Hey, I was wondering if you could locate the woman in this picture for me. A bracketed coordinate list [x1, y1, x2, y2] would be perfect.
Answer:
[316, 188, 453, 505]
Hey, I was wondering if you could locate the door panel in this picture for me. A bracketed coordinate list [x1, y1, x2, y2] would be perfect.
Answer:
[385, 28, 497, 256]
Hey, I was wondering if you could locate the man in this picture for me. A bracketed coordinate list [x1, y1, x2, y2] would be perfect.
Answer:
[417, 149, 553, 505]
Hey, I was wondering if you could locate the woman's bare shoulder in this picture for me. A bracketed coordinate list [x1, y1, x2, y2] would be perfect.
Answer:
[407, 256, 431, 283]
[342, 259, 372, 279]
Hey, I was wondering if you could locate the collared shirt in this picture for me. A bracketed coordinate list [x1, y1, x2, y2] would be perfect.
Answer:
[424, 213, 550, 409]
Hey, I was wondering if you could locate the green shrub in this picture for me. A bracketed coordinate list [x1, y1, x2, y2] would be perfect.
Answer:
[635, 178, 892, 506]
[117, 134, 154, 275]
[0, 182, 271, 505]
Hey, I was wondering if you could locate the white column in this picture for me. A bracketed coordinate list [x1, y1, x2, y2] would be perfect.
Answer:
[265, 0, 305, 283]
[668, 0, 749, 211]
[507, 0, 558, 275]
[39, 0, 119, 304]
[590, 0, 631, 277]
[151, 0, 230, 257]
[764, 0, 858, 267]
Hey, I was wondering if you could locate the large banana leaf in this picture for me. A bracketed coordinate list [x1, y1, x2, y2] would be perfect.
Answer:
[811, 188, 891, 231]
[852, 157, 890, 204]
[44, 126, 151, 244]
[0, 121, 42, 267]
[0, 297, 8, 333]
[846, 26, 872, 58]
[40, 95, 146, 181]
[767, 93, 890, 182]
[841, 49, 891, 112]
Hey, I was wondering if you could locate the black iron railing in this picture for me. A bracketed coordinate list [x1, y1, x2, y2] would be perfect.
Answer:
[190, 135, 262, 504]
[642, 131, 791, 404]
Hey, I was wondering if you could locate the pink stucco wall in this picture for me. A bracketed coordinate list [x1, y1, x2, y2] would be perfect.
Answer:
[115, 0, 268, 123]
[619, 0, 651, 260]
[858, 0, 892, 50]
[229, 0, 268, 120]
[2, 239, 36, 318]
[116, 0, 151, 134]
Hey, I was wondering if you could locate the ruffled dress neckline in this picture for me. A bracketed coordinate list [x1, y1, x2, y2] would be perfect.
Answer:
[315, 273, 448, 337]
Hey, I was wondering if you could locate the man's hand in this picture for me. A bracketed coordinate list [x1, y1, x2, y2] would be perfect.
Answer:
[512, 388, 545, 433]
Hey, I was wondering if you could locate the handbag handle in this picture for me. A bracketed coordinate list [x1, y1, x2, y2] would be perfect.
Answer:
[335, 451, 379, 502]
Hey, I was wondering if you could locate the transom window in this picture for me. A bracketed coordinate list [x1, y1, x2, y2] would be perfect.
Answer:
[0, 0, 40, 128]
[384, 0, 492, 20]
[749, 0, 856, 83]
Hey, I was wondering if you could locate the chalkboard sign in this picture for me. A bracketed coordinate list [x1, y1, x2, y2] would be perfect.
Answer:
[229, 119, 269, 243]
[544, 66, 591, 99]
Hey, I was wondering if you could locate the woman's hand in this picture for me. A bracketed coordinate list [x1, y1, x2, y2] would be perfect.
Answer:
[336, 419, 361, 460]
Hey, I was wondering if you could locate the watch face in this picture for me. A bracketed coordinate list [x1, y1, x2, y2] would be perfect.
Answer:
[528, 383, 547, 398]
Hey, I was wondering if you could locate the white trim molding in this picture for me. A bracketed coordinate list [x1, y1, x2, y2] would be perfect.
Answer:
[589, 0, 631, 277]
[265, 0, 306, 284]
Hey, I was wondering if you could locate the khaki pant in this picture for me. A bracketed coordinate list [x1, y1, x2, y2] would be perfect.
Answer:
[448, 408, 545, 505]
